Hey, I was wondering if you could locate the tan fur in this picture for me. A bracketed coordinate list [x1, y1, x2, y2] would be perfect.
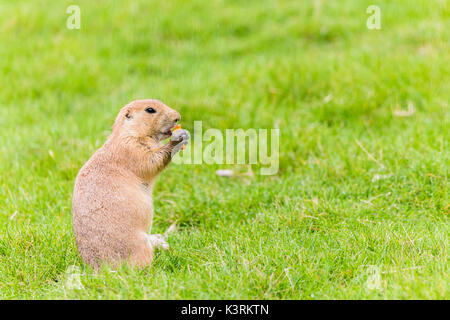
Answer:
[72, 99, 185, 268]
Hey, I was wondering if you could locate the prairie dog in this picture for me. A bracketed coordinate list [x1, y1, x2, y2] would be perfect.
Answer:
[72, 99, 189, 268]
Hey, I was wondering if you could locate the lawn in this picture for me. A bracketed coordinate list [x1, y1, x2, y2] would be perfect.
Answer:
[0, 0, 448, 299]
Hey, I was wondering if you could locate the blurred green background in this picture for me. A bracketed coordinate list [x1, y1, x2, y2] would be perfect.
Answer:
[0, 0, 448, 299]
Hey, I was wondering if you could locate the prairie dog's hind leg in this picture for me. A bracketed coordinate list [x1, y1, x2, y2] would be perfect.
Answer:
[128, 234, 154, 268]
[148, 234, 169, 250]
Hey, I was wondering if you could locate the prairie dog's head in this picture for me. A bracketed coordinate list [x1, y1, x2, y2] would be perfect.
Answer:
[113, 99, 181, 141]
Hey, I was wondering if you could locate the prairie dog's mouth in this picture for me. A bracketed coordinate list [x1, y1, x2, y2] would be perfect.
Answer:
[160, 124, 178, 138]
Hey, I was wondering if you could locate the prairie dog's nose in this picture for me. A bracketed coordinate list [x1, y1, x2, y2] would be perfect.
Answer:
[173, 112, 181, 123]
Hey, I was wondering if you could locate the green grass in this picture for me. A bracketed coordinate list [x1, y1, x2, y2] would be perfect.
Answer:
[0, 0, 449, 299]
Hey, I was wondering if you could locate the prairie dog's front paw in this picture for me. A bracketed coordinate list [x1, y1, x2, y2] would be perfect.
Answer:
[171, 129, 190, 155]
[171, 129, 190, 143]
[148, 234, 169, 250]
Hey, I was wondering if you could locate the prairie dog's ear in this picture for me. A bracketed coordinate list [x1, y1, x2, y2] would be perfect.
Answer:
[113, 107, 132, 132]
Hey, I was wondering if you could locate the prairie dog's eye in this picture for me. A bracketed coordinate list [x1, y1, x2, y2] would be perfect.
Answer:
[145, 107, 156, 114]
